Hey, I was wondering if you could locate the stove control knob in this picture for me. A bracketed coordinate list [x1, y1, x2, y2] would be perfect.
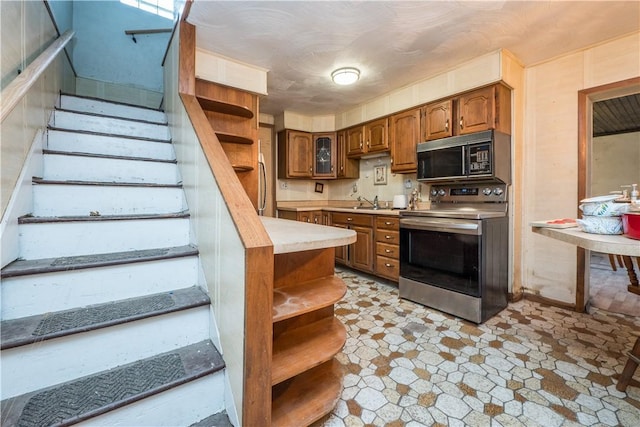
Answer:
[493, 187, 504, 196]
[430, 188, 438, 196]
[482, 187, 492, 196]
[437, 189, 446, 197]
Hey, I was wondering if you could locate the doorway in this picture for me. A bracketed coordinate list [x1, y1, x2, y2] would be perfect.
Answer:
[577, 77, 640, 314]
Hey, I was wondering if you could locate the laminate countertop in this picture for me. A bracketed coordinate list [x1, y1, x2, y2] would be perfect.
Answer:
[277, 206, 403, 216]
[260, 217, 356, 254]
[532, 226, 640, 256]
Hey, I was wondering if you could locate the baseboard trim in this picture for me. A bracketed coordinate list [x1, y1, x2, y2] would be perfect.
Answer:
[522, 292, 578, 311]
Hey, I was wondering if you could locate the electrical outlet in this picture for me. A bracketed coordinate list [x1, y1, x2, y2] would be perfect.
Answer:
[279, 181, 288, 189]
[404, 179, 413, 189]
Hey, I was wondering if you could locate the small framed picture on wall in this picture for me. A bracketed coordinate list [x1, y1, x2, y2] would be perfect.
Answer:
[315, 182, 324, 193]
[374, 165, 387, 185]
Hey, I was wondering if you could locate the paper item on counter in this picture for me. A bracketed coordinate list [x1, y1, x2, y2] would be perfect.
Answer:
[530, 219, 578, 229]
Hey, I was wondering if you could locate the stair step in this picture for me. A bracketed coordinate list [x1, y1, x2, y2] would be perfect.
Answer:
[32, 180, 186, 216]
[1, 286, 209, 350]
[1, 244, 198, 278]
[49, 110, 170, 141]
[60, 94, 167, 124]
[0, 340, 224, 427]
[18, 211, 189, 224]
[189, 411, 233, 427]
[47, 129, 175, 160]
[43, 149, 177, 164]
[42, 151, 180, 184]
[17, 214, 190, 259]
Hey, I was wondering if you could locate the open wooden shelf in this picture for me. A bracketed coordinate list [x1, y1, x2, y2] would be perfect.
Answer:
[272, 317, 346, 385]
[216, 131, 254, 145]
[272, 359, 342, 427]
[196, 95, 254, 119]
[273, 276, 346, 323]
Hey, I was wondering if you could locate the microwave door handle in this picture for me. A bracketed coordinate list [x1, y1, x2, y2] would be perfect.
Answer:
[461, 146, 466, 176]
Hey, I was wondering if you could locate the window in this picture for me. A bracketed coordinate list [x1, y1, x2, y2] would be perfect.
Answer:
[120, 0, 174, 20]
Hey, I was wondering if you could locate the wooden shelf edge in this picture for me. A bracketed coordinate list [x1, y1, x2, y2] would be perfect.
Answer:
[273, 276, 347, 323]
[196, 95, 254, 119]
[232, 164, 254, 172]
[217, 132, 254, 145]
[272, 359, 342, 427]
[272, 317, 346, 385]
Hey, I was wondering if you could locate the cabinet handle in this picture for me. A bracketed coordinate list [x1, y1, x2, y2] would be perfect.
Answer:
[340, 166, 344, 171]
[445, 119, 449, 131]
[385, 263, 393, 267]
[359, 142, 363, 149]
[307, 218, 311, 222]
[385, 235, 392, 239]
[390, 157, 394, 165]
[314, 218, 318, 224]
[459, 117, 464, 129]
[309, 167, 313, 172]
[366, 140, 370, 147]
[347, 217, 353, 221]
[385, 221, 393, 225]
[385, 249, 393, 253]
[331, 166, 334, 172]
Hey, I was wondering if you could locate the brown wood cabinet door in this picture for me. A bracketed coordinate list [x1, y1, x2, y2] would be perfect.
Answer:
[332, 223, 349, 265]
[336, 131, 359, 179]
[365, 118, 389, 153]
[390, 109, 420, 173]
[458, 86, 494, 135]
[312, 133, 336, 178]
[346, 126, 365, 157]
[350, 225, 374, 272]
[297, 211, 312, 223]
[281, 130, 313, 178]
[424, 99, 453, 140]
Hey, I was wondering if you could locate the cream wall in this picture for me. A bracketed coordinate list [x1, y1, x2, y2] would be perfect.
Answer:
[1, 0, 74, 218]
[591, 132, 640, 196]
[523, 32, 640, 305]
[163, 24, 241, 426]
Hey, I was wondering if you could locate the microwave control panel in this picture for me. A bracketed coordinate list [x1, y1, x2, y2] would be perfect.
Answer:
[468, 142, 492, 175]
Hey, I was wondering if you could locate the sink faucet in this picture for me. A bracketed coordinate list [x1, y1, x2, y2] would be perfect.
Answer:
[358, 195, 379, 210]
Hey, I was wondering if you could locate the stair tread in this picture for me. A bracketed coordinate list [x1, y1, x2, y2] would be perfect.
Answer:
[32, 177, 182, 188]
[1, 286, 209, 349]
[1, 244, 199, 278]
[60, 93, 165, 115]
[48, 126, 171, 143]
[43, 149, 177, 164]
[55, 106, 167, 125]
[0, 340, 224, 427]
[18, 211, 190, 224]
[189, 411, 234, 427]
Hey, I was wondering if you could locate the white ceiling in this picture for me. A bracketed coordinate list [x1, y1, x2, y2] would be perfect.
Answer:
[187, 1, 640, 117]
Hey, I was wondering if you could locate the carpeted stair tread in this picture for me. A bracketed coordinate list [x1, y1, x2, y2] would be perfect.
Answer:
[18, 211, 189, 224]
[189, 411, 234, 427]
[1, 286, 210, 350]
[0, 244, 198, 278]
[43, 149, 177, 164]
[0, 340, 225, 427]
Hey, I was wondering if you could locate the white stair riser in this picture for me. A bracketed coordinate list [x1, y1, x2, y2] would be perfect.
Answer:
[18, 218, 190, 259]
[60, 95, 167, 124]
[77, 374, 225, 427]
[1, 257, 198, 320]
[50, 110, 170, 141]
[33, 184, 186, 216]
[47, 130, 175, 160]
[43, 154, 180, 185]
[1, 307, 211, 399]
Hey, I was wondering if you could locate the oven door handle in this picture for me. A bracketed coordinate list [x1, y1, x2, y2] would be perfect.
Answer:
[400, 218, 481, 235]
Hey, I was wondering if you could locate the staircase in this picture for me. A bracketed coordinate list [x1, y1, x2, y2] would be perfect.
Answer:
[1, 95, 232, 426]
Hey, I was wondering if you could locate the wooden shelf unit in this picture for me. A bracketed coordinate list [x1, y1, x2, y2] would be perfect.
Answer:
[271, 248, 348, 426]
[196, 95, 254, 119]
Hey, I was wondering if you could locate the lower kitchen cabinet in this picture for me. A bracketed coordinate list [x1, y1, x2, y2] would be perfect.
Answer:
[374, 216, 400, 281]
[330, 212, 374, 273]
[278, 209, 326, 225]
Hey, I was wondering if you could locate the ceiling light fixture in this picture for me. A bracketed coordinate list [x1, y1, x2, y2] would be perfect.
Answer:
[331, 67, 360, 85]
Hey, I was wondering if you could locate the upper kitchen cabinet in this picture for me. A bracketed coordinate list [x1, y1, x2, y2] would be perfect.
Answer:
[424, 99, 453, 141]
[458, 83, 511, 135]
[336, 131, 359, 179]
[390, 108, 421, 173]
[312, 133, 337, 179]
[195, 79, 259, 206]
[424, 83, 511, 141]
[346, 118, 389, 157]
[278, 130, 313, 179]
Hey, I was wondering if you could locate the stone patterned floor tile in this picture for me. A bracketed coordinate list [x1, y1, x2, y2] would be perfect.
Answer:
[311, 268, 640, 427]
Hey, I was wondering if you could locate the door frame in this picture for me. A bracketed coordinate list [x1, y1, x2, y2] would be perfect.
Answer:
[576, 76, 640, 312]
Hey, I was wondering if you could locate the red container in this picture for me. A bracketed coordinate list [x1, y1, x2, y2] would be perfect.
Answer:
[622, 212, 640, 240]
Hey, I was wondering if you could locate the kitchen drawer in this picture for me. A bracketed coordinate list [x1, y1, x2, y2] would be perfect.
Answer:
[331, 212, 374, 228]
[376, 242, 399, 260]
[375, 216, 399, 230]
[376, 229, 399, 245]
[376, 255, 399, 280]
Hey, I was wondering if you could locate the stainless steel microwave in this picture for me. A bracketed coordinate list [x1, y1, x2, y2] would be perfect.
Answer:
[417, 130, 511, 184]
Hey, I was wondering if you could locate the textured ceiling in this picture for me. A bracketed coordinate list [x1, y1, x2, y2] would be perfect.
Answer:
[187, 1, 640, 117]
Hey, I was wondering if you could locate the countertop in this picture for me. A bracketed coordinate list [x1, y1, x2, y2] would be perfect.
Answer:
[260, 217, 356, 254]
[277, 206, 402, 216]
[532, 226, 640, 256]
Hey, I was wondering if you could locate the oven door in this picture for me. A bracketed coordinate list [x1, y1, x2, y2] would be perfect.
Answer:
[400, 217, 481, 297]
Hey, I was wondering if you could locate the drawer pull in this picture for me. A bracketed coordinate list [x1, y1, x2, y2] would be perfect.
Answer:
[385, 249, 393, 253]
[385, 263, 393, 267]
[385, 235, 392, 239]
[347, 217, 353, 221]
[385, 221, 393, 225]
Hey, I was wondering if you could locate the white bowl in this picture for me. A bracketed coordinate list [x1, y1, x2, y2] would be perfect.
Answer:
[579, 201, 627, 216]
[575, 215, 623, 234]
